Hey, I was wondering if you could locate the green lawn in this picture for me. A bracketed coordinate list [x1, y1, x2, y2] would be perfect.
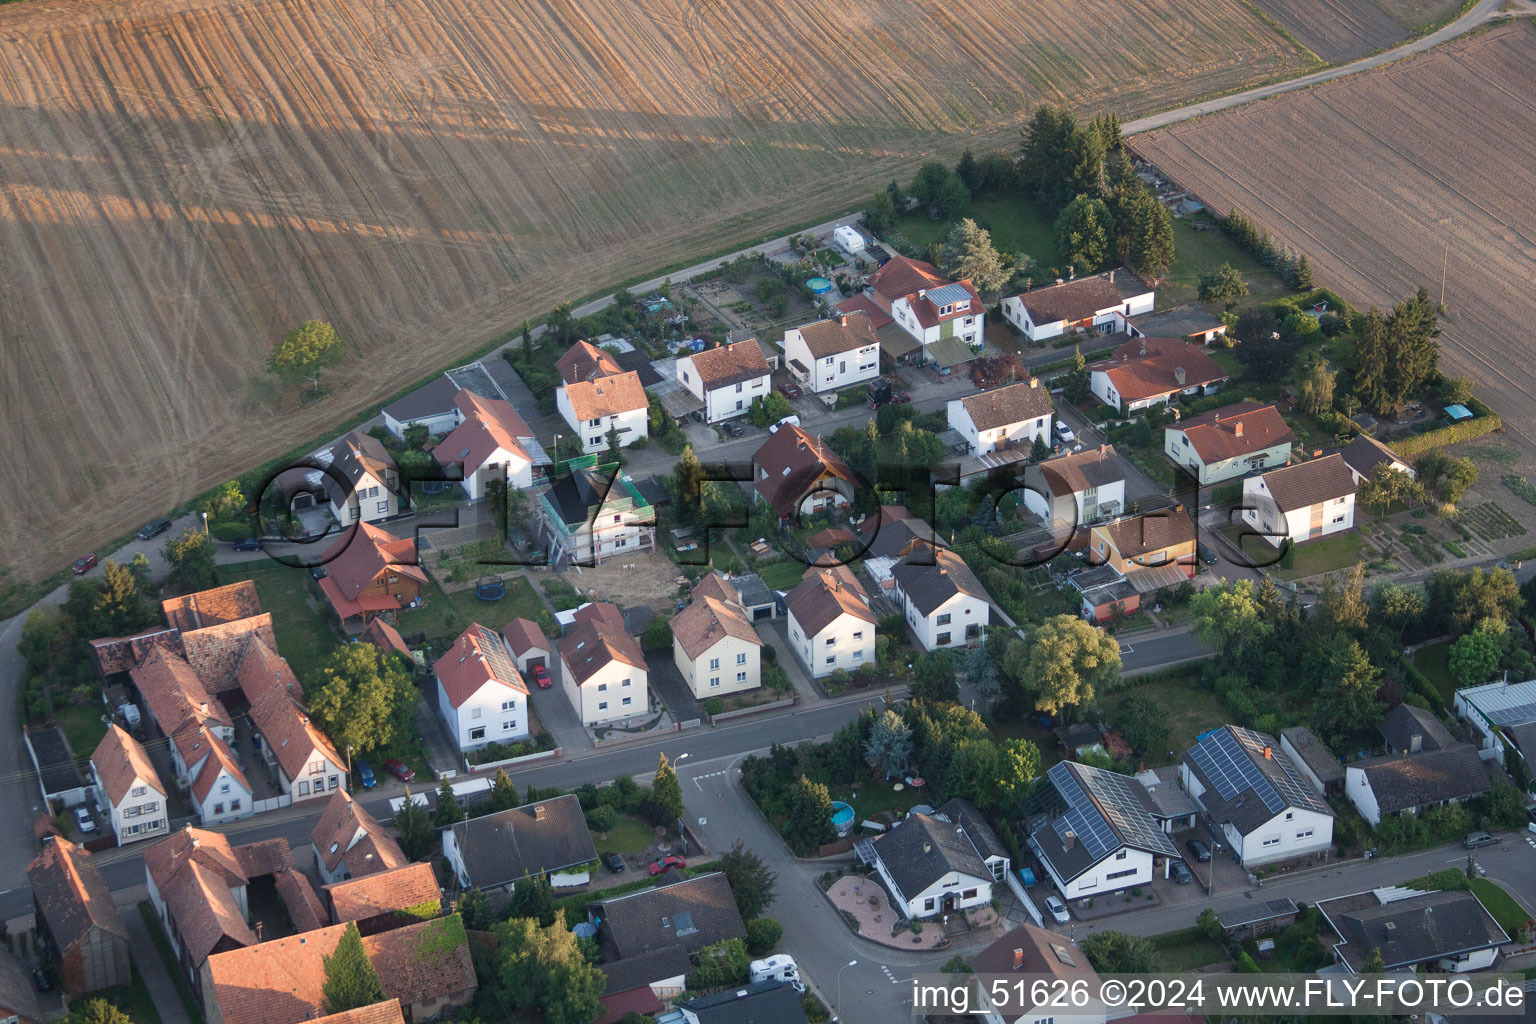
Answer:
[216, 563, 338, 680]
[829, 781, 920, 825]
[1276, 532, 1367, 581]
[591, 815, 656, 856]
[1413, 640, 1457, 704]
[1158, 215, 1288, 308]
[1469, 879, 1532, 934]
[90, 966, 168, 1024]
[55, 701, 109, 758]
[754, 559, 804, 592]
[888, 196, 1057, 268]
[1151, 927, 1230, 971]
[398, 573, 550, 645]
[1103, 675, 1225, 767]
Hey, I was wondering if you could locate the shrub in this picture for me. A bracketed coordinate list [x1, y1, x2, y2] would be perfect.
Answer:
[584, 806, 618, 833]
[745, 918, 783, 955]
[703, 697, 725, 717]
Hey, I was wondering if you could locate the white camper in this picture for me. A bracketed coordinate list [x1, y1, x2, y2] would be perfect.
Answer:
[749, 955, 804, 992]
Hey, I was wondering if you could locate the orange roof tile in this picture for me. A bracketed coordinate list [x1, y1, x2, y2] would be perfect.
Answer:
[559, 621, 647, 686]
[324, 863, 441, 924]
[247, 688, 346, 784]
[274, 870, 328, 934]
[318, 523, 427, 604]
[433, 624, 527, 709]
[431, 390, 533, 478]
[500, 617, 548, 658]
[1091, 339, 1229, 403]
[670, 595, 762, 661]
[310, 791, 407, 878]
[130, 648, 232, 739]
[189, 732, 252, 804]
[683, 340, 771, 389]
[557, 340, 623, 384]
[90, 724, 164, 805]
[561, 371, 648, 421]
[1174, 401, 1293, 462]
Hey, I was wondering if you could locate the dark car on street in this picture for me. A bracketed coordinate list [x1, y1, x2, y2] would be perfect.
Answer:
[1198, 542, 1219, 565]
[723, 421, 744, 439]
[137, 517, 172, 541]
[232, 536, 265, 552]
[1187, 839, 1211, 862]
[356, 761, 376, 789]
[1171, 861, 1193, 884]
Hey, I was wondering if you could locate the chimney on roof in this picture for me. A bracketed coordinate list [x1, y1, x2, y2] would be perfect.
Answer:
[1107, 269, 1114, 284]
[533, 804, 547, 821]
[839, 315, 850, 326]
[1234, 420, 1244, 438]
[1013, 948, 1024, 969]
[1064, 830, 1076, 849]
[1174, 366, 1186, 386]
[1263, 746, 1272, 759]
[917, 289, 926, 300]
[1029, 377, 1039, 389]
[923, 843, 932, 854]
[1409, 731, 1422, 753]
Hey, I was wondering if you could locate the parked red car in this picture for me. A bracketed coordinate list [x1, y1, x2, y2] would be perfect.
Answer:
[532, 665, 553, 689]
[72, 554, 99, 575]
[647, 854, 687, 875]
[382, 758, 416, 783]
[778, 382, 802, 399]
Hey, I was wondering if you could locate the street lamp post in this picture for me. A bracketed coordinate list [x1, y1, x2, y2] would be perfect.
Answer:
[836, 959, 858, 1022]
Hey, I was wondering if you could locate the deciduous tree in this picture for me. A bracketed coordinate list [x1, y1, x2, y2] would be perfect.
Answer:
[270, 320, 344, 392]
[164, 529, 218, 591]
[863, 190, 896, 235]
[1198, 263, 1248, 304]
[309, 644, 418, 757]
[1190, 581, 1274, 666]
[1024, 615, 1123, 719]
[1448, 621, 1503, 689]
[1296, 360, 1336, 417]
[497, 912, 604, 1024]
[1080, 931, 1162, 973]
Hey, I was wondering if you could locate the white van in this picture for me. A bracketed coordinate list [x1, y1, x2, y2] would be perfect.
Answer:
[749, 955, 804, 993]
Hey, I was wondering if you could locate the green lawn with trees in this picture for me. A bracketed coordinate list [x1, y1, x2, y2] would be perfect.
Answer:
[215, 563, 336, 678]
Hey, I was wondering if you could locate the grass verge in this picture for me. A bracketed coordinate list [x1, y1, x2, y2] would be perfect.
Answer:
[1151, 927, 1229, 971]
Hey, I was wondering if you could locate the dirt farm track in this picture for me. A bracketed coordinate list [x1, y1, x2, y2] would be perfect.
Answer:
[0, 0, 1318, 579]
[1132, 21, 1536, 456]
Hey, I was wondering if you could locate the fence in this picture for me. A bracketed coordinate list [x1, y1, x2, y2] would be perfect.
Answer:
[707, 695, 797, 725]
[1005, 870, 1044, 927]
[251, 795, 289, 815]
[462, 746, 564, 775]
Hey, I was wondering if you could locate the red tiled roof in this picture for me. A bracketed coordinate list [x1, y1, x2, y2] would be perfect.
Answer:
[246, 687, 345, 783]
[361, 618, 411, 660]
[236, 634, 303, 706]
[561, 371, 648, 421]
[160, 858, 258, 965]
[500, 617, 548, 658]
[868, 255, 947, 304]
[431, 390, 532, 477]
[1016, 274, 1127, 325]
[596, 988, 664, 1024]
[682, 340, 770, 389]
[26, 839, 130, 954]
[785, 569, 875, 638]
[189, 732, 252, 804]
[274, 870, 328, 933]
[559, 621, 647, 686]
[833, 293, 894, 330]
[131, 648, 232, 740]
[324, 863, 441, 924]
[310, 1001, 406, 1024]
[162, 581, 262, 633]
[433, 624, 526, 709]
[790, 312, 880, 360]
[752, 424, 859, 517]
[310, 791, 407, 877]
[1255, 454, 1357, 513]
[1091, 339, 1229, 403]
[670, 595, 761, 661]
[557, 340, 623, 384]
[318, 523, 427, 604]
[144, 827, 248, 894]
[1174, 401, 1293, 462]
[573, 602, 627, 634]
[90, 724, 164, 805]
[1096, 507, 1197, 560]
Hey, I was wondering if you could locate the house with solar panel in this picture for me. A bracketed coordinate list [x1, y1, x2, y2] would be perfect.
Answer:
[433, 623, 529, 752]
[1027, 762, 1182, 900]
[1180, 726, 1335, 868]
[1455, 678, 1536, 794]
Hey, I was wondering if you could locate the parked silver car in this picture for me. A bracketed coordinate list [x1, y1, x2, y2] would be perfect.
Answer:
[1044, 894, 1070, 924]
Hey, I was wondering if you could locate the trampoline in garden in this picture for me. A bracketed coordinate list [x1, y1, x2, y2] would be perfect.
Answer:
[476, 581, 506, 601]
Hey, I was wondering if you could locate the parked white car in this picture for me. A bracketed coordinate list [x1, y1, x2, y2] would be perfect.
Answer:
[74, 807, 96, 833]
[1054, 420, 1076, 445]
[1044, 894, 1070, 924]
[769, 415, 801, 434]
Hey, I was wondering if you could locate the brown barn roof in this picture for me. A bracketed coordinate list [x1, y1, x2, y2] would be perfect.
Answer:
[785, 569, 874, 637]
[791, 312, 880, 359]
[246, 688, 345, 783]
[90, 724, 164, 805]
[1256, 454, 1357, 513]
[1175, 401, 1294, 462]
[1097, 507, 1197, 560]
[162, 581, 263, 633]
[670, 595, 762, 661]
[752, 425, 859, 517]
[325, 863, 441, 924]
[557, 340, 623, 383]
[310, 791, 407, 878]
[1017, 274, 1127, 325]
[361, 618, 411, 660]
[318, 522, 427, 608]
[1040, 445, 1128, 496]
[274, 870, 328, 934]
[235, 634, 303, 706]
[432, 390, 533, 477]
[26, 839, 130, 954]
[500, 617, 549, 658]
[868, 255, 947, 304]
[959, 379, 1053, 431]
[131, 648, 232, 738]
[684, 340, 770, 388]
[559, 621, 647, 685]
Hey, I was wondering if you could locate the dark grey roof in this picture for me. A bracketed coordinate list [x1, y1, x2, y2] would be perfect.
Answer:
[1341, 433, 1407, 479]
[1217, 898, 1299, 930]
[935, 799, 1008, 863]
[1131, 305, 1224, 339]
[1055, 722, 1103, 752]
[545, 467, 619, 526]
[1508, 721, 1536, 759]
[1183, 725, 1332, 835]
[1317, 888, 1509, 972]
[1136, 765, 1199, 821]
[871, 812, 992, 899]
[891, 549, 989, 616]
[1379, 703, 1456, 754]
[1355, 745, 1490, 814]
[1280, 726, 1345, 784]
[613, 349, 664, 386]
[382, 375, 460, 423]
[1030, 762, 1179, 884]
[622, 605, 656, 635]
[632, 476, 671, 508]
[29, 728, 85, 796]
[446, 794, 595, 889]
[682, 981, 810, 1024]
[733, 573, 773, 610]
[865, 517, 946, 561]
[589, 872, 745, 960]
[598, 944, 691, 995]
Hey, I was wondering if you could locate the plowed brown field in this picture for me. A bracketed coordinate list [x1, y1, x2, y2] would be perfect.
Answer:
[1250, 0, 1409, 62]
[0, 0, 1315, 579]
[1132, 21, 1536, 451]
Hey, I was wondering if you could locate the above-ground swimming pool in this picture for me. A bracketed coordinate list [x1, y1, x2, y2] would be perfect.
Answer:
[830, 800, 855, 835]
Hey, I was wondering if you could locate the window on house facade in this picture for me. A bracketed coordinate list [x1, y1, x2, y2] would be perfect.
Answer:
[825, 656, 835, 665]
[598, 701, 609, 711]
[962, 888, 977, 899]
[377, 502, 389, 514]
[622, 697, 632, 706]
[131, 785, 147, 798]
[936, 633, 951, 646]
[710, 677, 720, 688]
[622, 678, 632, 687]
[470, 727, 485, 740]
[936, 613, 951, 626]
[710, 657, 720, 670]
[1106, 867, 1137, 880]
[502, 700, 516, 711]
[736, 652, 747, 664]
[1296, 829, 1314, 839]
[471, 707, 482, 719]
[213, 803, 224, 815]
[230, 800, 241, 811]
[503, 721, 518, 732]
[1262, 836, 1280, 847]
[299, 781, 310, 796]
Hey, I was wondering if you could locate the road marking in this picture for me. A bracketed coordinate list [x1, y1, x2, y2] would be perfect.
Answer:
[691, 769, 729, 790]
[1119, 643, 1134, 654]
[881, 965, 899, 985]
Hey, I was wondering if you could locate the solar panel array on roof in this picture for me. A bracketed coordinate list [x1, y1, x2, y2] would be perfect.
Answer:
[1047, 762, 1179, 861]
[1190, 726, 1320, 816]
[925, 282, 972, 306]
[473, 623, 521, 684]
[1489, 702, 1536, 726]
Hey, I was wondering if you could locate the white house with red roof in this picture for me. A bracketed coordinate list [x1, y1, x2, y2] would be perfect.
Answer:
[1089, 338, 1229, 413]
[1164, 401, 1294, 486]
[431, 390, 536, 499]
[554, 340, 649, 450]
[1002, 271, 1154, 342]
[781, 312, 881, 393]
[675, 339, 772, 422]
[434, 624, 529, 751]
[867, 255, 985, 353]
[90, 725, 169, 845]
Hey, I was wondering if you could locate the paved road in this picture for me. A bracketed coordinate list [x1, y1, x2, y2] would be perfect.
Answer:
[1122, 0, 1521, 137]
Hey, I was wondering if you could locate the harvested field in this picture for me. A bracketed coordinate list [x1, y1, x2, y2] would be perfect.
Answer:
[0, 0, 1315, 581]
[1250, 0, 1410, 63]
[1132, 21, 1536, 458]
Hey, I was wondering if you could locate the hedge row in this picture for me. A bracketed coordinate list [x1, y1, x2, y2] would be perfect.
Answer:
[1391, 410, 1502, 457]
